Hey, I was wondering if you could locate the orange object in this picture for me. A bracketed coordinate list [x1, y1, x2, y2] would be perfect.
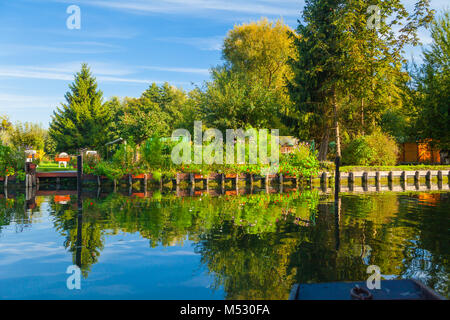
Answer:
[398, 140, 440, 163]
[55, 157, 70, 162]
[132, 193, 145, 198]
[54, 195, 70, 202]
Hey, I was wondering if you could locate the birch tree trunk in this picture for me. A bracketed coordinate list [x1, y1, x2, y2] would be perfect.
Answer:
[333, 88, 341, 157]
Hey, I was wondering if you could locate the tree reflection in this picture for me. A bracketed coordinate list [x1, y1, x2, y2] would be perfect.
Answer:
[43, 190, 449, 298]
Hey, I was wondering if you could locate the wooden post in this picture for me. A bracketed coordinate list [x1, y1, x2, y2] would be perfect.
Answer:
[128, 174, 132, 187]
[362, 172, 368, 185]
[437, 170, 443, 181]
[388, 171, 393, 184]
[375, 171, 380, 190]
[321, 172, 328, 189]
[77, 155, 83, 193]
[97, 176, 101, 187]
[220, 173, 225, 195]
[279, 173, 283, 185]
[144, 174, 148, 190]
[401, 173, 406, 190]
[334, 157, 340, 198]
[426, 171, 431, 182]
[348, 172, 354, 184]
[425, 171, 431, 189]
[414, 171, 420, 183]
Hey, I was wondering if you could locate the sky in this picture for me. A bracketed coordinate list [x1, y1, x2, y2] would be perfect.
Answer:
[0, 0, 448, 126]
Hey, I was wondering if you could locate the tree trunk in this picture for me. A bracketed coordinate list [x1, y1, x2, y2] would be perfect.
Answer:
[333, 88, 341, 157]
[361, 97, 365, 136]
[318, 128, 330, 161]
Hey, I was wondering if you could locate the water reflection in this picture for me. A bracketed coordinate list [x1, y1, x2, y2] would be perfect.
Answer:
[0, 189, 448, 299]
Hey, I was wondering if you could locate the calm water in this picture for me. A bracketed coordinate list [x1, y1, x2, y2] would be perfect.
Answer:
[0, 189, 448, 299]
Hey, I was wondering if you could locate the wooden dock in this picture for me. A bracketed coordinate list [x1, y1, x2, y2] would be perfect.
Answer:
[2, 169, 449, 192]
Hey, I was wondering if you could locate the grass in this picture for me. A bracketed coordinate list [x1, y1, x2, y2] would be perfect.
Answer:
[36, 162, 75, 172]
[339, 165, 450, 172]
[34, 161, 450, 174]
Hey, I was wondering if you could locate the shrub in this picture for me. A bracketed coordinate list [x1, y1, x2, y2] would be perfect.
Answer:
[342, 130, 399, 166]
[0, 144, 26, 179]
[280, 143, 320, 178]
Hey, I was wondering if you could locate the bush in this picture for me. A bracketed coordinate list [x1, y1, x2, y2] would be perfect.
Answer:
[0, 144, 26, 179]
[342, 130, 399, 166]
[280, 143, 320, 178]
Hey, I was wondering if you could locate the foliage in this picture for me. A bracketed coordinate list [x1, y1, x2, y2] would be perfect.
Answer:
[223, 18, 296, 90]
[279, 143, 320, 178]
[49, 63, 113, 153]
[140, 135, 164, 170]
[412, 11, 450, 150]
[198, 18, 298, 134]
[0, 144, 26, 178]
[288, 0, 434, 160]
[7, 122, 46, 150]
[83, 153, 101, 175]
[342, 129, 399, 166]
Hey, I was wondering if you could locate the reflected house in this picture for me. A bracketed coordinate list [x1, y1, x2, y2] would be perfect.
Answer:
[54, 195, 70, 204]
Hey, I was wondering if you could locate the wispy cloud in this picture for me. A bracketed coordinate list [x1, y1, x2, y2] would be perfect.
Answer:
[57, 0, 302, 18]
[157, 35, 224, 51]
[0, 64, 170, 84]
[0, 42, 122, 55]
[0, 93, 60, 109]
[141, 65, 210, 75]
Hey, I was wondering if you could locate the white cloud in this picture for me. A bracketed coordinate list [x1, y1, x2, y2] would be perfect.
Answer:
[0, 64, 166, 84]
[141, 65, 210, 75]
[77, 0, 303, 17]
[157, 35, 224, 51]
[0, 93, 60, 109]
[0, 43, 121, 55]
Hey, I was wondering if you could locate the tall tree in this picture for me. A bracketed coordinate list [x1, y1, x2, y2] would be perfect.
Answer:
[49, 64, 112, 153]
[200, 18, 298, 133]
[414, 11, 450, 151]
[288, 0, 434, 160]
[119, 95, 169, 146]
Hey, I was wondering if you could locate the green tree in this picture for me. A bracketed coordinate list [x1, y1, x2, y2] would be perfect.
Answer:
[49, 63, 112, 153]
[198, 19, 298, 134]
[288, 0, 434, 160]
[120, 96, 168, 146]
[413, 11, 450, 150]
[8, 121, 46, 150]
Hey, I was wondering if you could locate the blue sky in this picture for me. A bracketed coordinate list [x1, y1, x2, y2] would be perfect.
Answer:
[0, 0, 447, 126]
